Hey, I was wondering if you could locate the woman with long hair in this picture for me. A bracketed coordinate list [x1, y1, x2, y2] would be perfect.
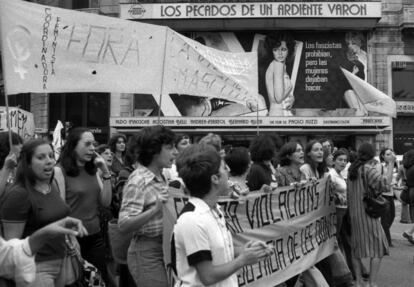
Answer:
[108, 133, 127, 176]
[347, 143, 391, 287]
[300, 140, 326, 181]
[379, 147, 398, 246]
[58, 127, 112, 284]
[301, 140, 354, 287]
[1, 139, 70, 286]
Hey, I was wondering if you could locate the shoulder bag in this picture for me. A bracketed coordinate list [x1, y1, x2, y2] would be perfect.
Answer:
[361, 165, 387, 218]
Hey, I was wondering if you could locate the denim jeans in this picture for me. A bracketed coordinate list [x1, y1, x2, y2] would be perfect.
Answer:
[127, 235, 168, 287]
[380, 195, 395, 245]
[32, 259, 64, 287]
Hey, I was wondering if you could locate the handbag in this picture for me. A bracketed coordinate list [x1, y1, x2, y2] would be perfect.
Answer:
[107, 218, 134, 264]
[361, 165, 387, 218]
[400, 187, 414, 204]
[60, 235, 84, 285]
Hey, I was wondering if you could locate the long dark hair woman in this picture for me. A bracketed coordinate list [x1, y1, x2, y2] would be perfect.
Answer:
[1, 139, 70, 286]
[59, 127, 112, 284]
[300, 140, 327, 181]
[108, 133, 127, 176]
[378, 147, 398, 246]
[347, 143, 392, 287]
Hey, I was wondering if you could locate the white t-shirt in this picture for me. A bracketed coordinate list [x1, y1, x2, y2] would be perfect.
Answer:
[0, 237, 36, 286]
[173, 197, 237, 287]
[329, 168, 347, 208]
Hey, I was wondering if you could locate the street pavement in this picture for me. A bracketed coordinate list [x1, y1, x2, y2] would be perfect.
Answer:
[376, 201, 414, 287]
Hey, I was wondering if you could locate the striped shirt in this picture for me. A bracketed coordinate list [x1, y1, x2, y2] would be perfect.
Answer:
[119, 164, 167, 237]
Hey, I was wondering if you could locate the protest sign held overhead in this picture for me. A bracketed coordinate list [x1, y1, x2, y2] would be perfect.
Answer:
[163, 30, 258, 105]
[0, 0, 166, 95]
[163, 177, 336, 287]
[0, 0, 258, 107]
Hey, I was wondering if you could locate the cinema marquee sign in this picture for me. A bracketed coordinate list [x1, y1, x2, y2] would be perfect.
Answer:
[120, 2, 381, 20]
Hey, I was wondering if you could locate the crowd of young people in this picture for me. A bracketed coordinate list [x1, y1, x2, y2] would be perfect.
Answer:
[0, 127, 412, 287]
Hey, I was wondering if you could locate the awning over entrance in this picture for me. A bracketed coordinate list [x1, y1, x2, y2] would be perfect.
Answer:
[137, 18, 380, 32]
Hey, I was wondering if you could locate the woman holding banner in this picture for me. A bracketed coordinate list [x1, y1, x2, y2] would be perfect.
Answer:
[265, 31, 296, 116]
[276, 141, 329, 287]
[347, 143, 391, 287]
[301, 140, 354, 287]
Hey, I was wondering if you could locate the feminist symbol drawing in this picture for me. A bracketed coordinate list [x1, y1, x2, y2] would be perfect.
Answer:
[6, 25, 33, 80]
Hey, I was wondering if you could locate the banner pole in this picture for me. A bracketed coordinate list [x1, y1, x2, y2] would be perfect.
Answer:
[0, 1, 13, 150]
[3, 92, 13, 149]
[158, 28, 169, 123]
[256, 100, 260, 136]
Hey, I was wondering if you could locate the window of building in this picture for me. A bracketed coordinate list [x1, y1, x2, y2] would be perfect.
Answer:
[49, 93, 109, 143]
[391, 61, 414, 100]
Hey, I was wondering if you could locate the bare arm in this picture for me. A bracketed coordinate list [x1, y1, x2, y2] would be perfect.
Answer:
[94, 153, 112, 207]
[195, 243, 267, 286]
[2, 221, 25, 240]
[29, 217, 88, 254]
[0, 153, 17, 198]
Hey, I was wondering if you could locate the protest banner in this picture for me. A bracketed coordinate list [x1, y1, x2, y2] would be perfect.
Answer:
[163, 30, 259, 105]
[163, 177, 336, 286]
[0, 0, 167, 95]
[0, 107, 35, 138]
[0, 0, 258, 106]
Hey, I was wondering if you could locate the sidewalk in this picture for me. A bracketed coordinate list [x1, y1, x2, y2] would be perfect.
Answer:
[377, 200, 414, 287]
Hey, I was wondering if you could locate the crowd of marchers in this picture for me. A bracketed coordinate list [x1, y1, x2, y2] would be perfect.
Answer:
[1, 127, 414, 287]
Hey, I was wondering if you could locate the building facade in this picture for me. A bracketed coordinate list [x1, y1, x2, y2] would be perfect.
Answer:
[1, 0, 413, 152]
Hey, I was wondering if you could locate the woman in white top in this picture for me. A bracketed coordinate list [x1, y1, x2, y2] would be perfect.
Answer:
[265, 32, 296, 116]
[379, 147, 398, 247]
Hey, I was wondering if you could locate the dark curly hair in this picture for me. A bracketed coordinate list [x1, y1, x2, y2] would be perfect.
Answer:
[59, 127, 97, 176]
[403, 149, 414, 169]
[265, 31, 296, 61]
[128, 125, 175, 167]
[249, 134, 278, 162]
[0, 131, 23, 169]
[108, 133, 127, 155]
[225, 147, 250, 176]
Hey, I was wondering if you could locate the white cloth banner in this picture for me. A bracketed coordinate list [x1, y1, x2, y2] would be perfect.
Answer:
[0, 0, 162, 95]
[0, 0, 258, 105]
[163, 178, 336, 287]
[341, 68, 397, 118]
[164, 30, 259, 104]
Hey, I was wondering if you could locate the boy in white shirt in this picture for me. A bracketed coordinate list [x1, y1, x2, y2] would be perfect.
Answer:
[172, 144, 271, 287]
